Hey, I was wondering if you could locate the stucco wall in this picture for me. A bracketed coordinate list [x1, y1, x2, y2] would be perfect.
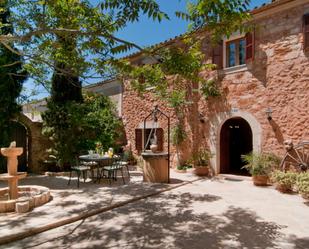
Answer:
[122, 3, 309, 173]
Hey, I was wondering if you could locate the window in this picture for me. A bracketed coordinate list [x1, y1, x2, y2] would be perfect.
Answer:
[135, 128, 164, 153]
[226, 38, 246, 68]
[224, 32, 254, 69]
[304, 14, 309, 51]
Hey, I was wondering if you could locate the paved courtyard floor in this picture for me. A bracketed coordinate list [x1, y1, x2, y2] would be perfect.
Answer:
[1, 172, 309, 248]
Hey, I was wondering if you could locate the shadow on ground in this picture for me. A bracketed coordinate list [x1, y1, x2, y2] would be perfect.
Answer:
[7, 191, 308, 249]
[0, 171, 193, 231]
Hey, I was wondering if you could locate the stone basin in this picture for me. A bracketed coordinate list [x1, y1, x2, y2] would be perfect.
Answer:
[0, 172, 27, 180]
[0, 147, 23, 157]
[1, 147, 23, 176]
[0, 186, 51, 213]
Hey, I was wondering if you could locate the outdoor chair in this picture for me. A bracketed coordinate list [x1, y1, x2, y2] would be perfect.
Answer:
[68, 158, 91, 188]
[119, 153, 130, 180]
[80, 161, 98, 182]
[101, 156, 126, 185]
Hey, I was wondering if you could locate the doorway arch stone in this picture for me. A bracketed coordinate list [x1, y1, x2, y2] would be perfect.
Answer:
[208, 111, 262, 175]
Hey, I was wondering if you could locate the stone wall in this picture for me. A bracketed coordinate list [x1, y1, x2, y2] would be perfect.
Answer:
[122, 2, 309, 173]
[17, 114, 51, 173]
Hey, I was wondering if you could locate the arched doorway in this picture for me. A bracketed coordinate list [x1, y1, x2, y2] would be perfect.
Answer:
[10, 121, 29, 172]
[220, 117, 253, 175]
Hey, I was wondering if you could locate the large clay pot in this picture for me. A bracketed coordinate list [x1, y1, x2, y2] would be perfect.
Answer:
[252, 175, 269, 186]
[301, 192, 309, 200]
[275, 183, 292, 193]
[193, 166, 209, 176]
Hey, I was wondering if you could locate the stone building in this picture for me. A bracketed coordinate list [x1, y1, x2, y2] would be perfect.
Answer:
[97, 0, 309, 175]
[21, 0, 309, 174]
[8, 100, 51, 173]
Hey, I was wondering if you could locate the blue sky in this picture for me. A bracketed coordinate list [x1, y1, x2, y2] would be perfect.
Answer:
[24, 0, 270, 101]
[116, 0, 269, 49]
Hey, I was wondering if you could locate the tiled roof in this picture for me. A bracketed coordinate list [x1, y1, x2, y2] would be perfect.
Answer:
[83, 77, 119, 89]
[122, 0, 292, 60]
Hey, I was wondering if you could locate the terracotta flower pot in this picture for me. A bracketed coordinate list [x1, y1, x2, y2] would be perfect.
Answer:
[301, 192, 309, 200]
[275, 184, 292, 193]
[193, 166, 209, 176]
[252, 175, 269, 186]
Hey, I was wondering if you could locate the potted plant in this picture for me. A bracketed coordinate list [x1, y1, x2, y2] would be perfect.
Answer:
[271, 170, 297, 193]
[296, 172, 309, 199]
[175, 164, 187, 173]
[241, 152, 279, 186]
[190, 149, 211, 176]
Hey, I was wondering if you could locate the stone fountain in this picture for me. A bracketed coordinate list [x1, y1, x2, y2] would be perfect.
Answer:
[0, 142, 50, 213]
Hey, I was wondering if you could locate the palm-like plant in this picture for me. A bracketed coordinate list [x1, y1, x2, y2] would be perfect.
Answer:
[241, 152, 280, 176]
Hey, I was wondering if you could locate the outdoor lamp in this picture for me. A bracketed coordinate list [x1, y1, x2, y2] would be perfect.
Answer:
[266, 107, 273, 121]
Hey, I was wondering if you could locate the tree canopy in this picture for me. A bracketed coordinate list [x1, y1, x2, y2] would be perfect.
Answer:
[0, 0, 251, 97]
[0, 0, 27, 171]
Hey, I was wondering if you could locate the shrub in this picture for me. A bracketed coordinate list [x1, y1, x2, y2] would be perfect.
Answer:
[189, 149, 211, 167]
[296, 172, 309, 198]
[271, 170, 297, 191]
[241, 152, 280, 176]
[42, 93, 121, 170]
[176, 165, 187, 171]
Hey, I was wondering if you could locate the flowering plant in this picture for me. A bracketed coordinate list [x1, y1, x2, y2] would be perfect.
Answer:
[95, 141, 103, 153]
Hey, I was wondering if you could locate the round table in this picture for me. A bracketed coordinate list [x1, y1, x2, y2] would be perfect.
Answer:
[79, 155, 114, 182]
[79, 154, 113, 163]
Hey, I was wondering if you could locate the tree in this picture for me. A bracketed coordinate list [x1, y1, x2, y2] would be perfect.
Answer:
[0, 0, 168, 93]
[0, 0, 252, 169]
[42, 92, 121, 170]
[116, 0, 252, 161]
[0, 0, 27, 172]
[0, 0, 250, 93]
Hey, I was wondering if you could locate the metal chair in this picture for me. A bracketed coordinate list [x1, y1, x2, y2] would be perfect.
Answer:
[68, 158, 91, 188]
[101, 156, 126, 185]
[119, 153, 131, 180]
[80, 161, 98, 182]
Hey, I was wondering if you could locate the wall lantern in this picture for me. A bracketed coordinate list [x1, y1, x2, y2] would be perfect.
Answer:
[266, 107, 273, 121]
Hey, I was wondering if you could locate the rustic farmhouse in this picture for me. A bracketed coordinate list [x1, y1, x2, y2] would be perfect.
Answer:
[21, 0, 309, 174]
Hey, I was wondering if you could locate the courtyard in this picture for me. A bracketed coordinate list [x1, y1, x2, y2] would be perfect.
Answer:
[0, 0, 308, 248]
[0, 171, 308, 249]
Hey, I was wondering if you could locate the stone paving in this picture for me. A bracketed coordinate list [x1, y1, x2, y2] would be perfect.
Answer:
[1, 172, 309, 249]
[0, 168, 197, 245]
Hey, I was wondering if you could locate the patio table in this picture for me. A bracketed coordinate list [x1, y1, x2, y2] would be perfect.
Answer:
[79, 155, 113, 182]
